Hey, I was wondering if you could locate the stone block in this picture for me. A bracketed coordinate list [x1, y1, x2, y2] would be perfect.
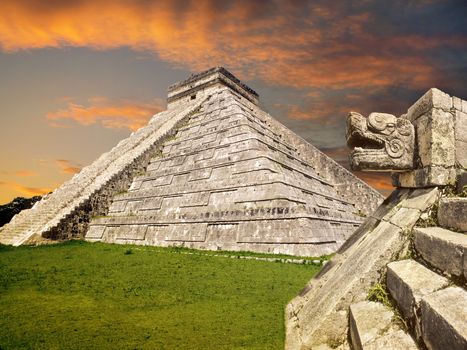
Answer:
[414, 109, 455, 168]
[456, 140, 467, 169]
[438, 197, 467, 232]
[393, 166, 457, 187]
[414, 226, 467, 278]
[403, 187, 439, 211]
[388, 207, 421, 229]
[455, 110, 467, 142]
[406, 88, 452, 122]
[349, 301, 398, 350]
[86, 225, 105, 239]
[452, 96, 463, 111]
[463, 99, 467, 113]
[387, 259, 448, 322]
[421, 287, 467, 350]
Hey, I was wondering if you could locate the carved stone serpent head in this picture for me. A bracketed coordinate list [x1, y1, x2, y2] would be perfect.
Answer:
[346, 112, 415, 171]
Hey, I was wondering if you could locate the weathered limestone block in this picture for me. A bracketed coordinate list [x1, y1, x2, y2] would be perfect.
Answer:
[346, 112, 414, 171]
[413, 108, 455, 168]
[386, 260, 448, 326]
[457, 140, 467, 169]
[349, 301, 401, 350]
[454, 110, 467, 143]
[438, 197, 467, 232]
[421, 287, 467, 350]
[413, 226, 467, 279]
[403, 187, 440, 211]
[392, 166, 457, 188]
[406, 88, 452, 122]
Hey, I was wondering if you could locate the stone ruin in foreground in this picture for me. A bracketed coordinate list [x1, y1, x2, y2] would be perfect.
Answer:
[286, 88, 467, 349]
[0, 67, 382, 256]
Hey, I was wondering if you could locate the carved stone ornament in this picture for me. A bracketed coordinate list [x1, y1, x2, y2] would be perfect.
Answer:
[346, 112, 414, 171]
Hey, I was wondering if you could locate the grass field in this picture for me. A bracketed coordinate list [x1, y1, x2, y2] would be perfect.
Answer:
[0, 241, 321, 350]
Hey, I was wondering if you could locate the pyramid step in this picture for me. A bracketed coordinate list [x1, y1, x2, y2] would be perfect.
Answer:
[420, 286, 467, 350]
[414, 226, 467, 280]
[349, 300, 417, 350]
[438, 197, 467, 232]
[387, 259, 449, 340]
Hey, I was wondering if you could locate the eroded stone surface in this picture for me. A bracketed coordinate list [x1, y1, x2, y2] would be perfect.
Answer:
[421, 287, 467, 350]
[414, 226, 467, 279]
[406, 88, 452, 122]
[349, 301, 398, 349]
[438, 197, 467, 232]
[387, 260, 448, 324]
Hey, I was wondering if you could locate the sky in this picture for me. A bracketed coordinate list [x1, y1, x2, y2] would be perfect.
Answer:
[1, 0, 466, 204]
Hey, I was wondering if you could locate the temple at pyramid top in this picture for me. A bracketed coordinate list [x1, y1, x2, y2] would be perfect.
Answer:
[0, 67, 383, 256]
[167, 66, 259, 108]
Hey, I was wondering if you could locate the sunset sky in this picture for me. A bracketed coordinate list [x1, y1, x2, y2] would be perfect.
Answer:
[1, 0, 466, 204]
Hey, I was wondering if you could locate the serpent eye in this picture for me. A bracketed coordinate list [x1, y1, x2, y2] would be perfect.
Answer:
[386, 123, 395, 133]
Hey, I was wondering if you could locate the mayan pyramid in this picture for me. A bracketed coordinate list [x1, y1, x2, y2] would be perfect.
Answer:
[0, 67, 382, 256]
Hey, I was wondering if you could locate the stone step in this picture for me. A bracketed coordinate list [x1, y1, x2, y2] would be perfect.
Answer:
[349, 300, 417, 350]
[387, 260, 450, 321]
[420, 286, 467, 350]
[438, 197, 467, 232]
[387, 259, 449, 341]
[414, 226, 467, 280]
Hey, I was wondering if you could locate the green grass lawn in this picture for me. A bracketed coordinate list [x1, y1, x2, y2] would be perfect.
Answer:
[0, 241, 321, 350]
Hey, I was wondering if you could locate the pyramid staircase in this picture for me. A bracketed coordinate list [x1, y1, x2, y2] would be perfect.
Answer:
[348, 196, 467, 350]
[0, 100, 204, 246]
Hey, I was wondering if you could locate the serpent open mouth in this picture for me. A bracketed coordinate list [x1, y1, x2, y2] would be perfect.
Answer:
[346, 111, 414, 172]
[347, 112, 385, 155]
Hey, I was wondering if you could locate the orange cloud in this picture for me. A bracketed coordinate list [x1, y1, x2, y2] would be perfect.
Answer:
[55, 159, 81, 174]
[14, 170, 38, 177]
[355, 172, 394, 197]
[47, 97, 164, 131]
[0, 181, 53, 198]
[0, 1, 462, 92]
[13, 184, 53, 197]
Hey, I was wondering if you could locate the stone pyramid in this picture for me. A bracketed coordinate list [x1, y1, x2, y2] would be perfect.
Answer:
[85, 68, 382, 256]
[0, 67, 382, 256]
